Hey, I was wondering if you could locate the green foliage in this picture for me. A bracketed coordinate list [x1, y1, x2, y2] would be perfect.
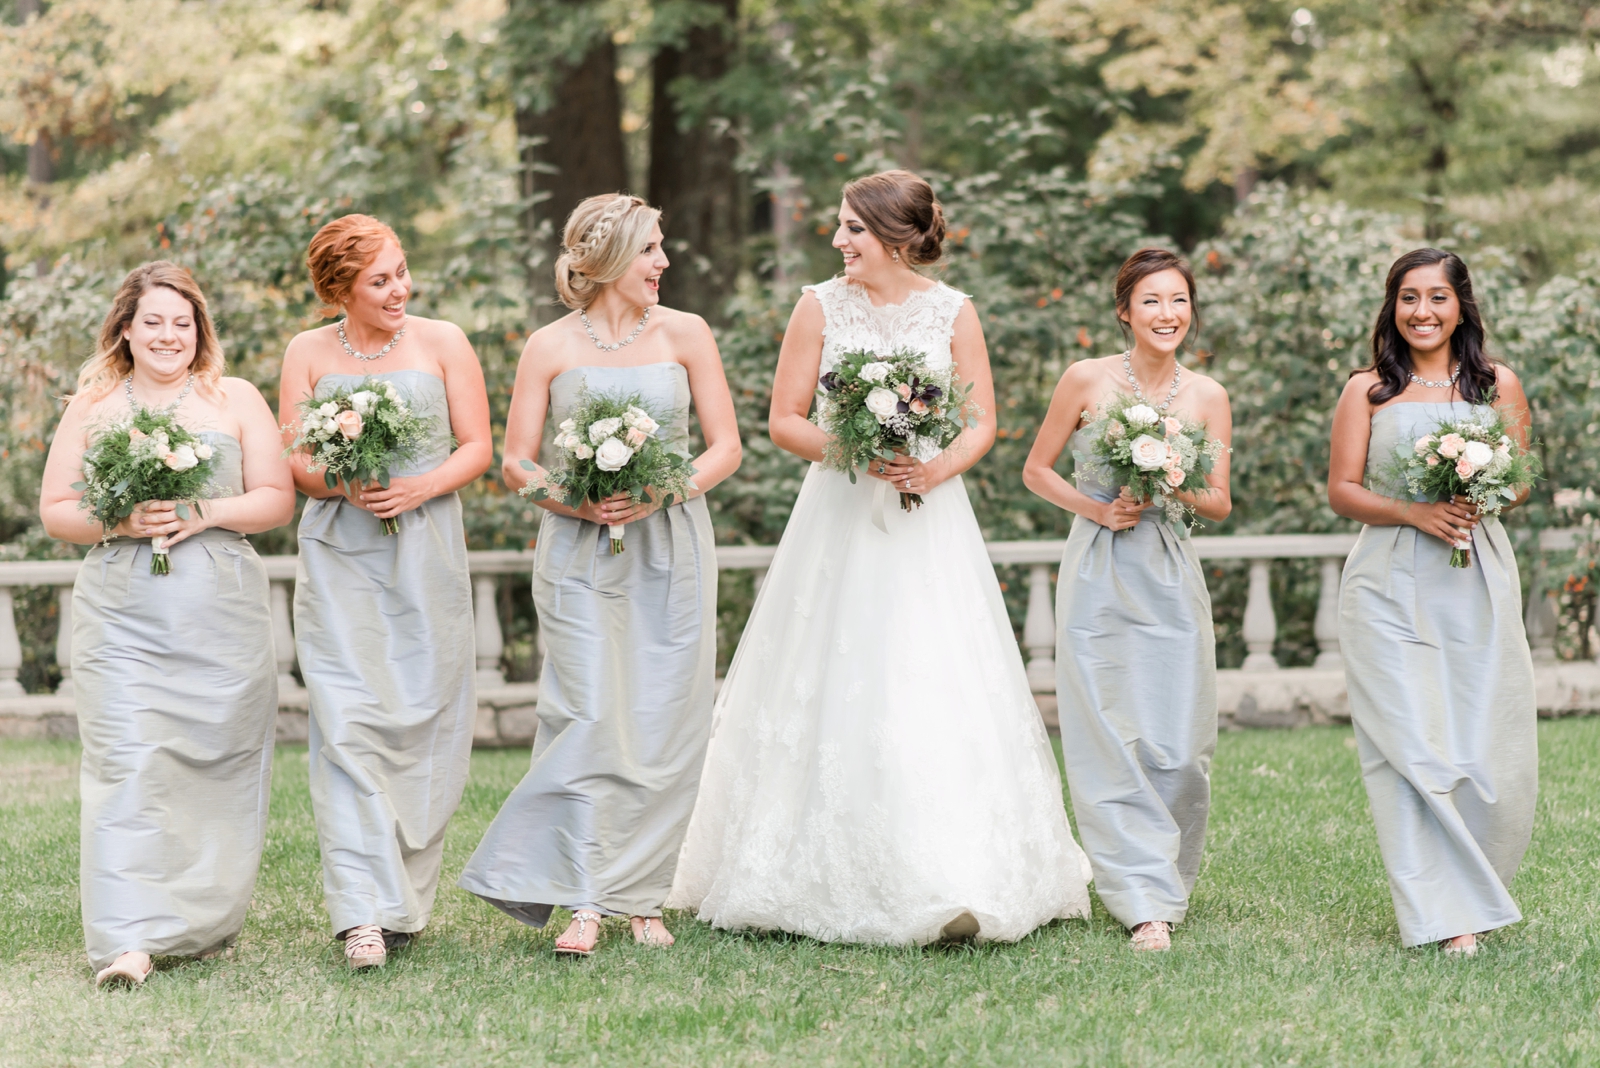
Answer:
[287, 377, 434, 534]
[72, 408, 216, 534]
[815, 348, 973, 480]
[1083, 392, 1225, 529]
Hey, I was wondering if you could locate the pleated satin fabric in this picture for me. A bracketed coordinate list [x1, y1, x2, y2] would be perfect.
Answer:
[1054, 425, 1217, 929]
[74, 433, 277, 970]
[459, 363, 716, 924]
[1340, 402, 1537, 946]
[295, 370, 476, 936]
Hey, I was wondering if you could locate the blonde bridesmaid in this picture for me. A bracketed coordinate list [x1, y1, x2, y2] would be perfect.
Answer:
[39, 262, 294, 986]
[278, 215, 492, 969]
[1329, 248, 1536, 955]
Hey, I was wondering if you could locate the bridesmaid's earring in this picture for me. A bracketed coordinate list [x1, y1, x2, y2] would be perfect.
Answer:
[892, 249, 900, 263]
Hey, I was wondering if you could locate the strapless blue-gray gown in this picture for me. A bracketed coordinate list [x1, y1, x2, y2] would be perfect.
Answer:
[459, 362, 716, 924]
[295, 370, 476, 936]
[1054, 425, 1217, 929]
[73, 432, 277, 970]
[1340, 401, 1537, 946]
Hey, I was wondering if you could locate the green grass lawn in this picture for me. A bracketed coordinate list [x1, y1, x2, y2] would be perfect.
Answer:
[2, 721, 1597, 1067]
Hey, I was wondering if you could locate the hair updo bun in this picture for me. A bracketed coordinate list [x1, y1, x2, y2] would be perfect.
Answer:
[840, 169, 947, 267]
[554, 194, 662, 310]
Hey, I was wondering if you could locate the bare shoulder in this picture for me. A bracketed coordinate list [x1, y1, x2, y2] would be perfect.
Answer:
[1183, 365, 1229, 403]
[1340, 369, 1380, 404]
[1060, 354, 1118, 386]
[652, 306, 715, 346]
[219, 376, 269, 408]
[406, 314, 471, 349]
[1492, 361, 1523, 392]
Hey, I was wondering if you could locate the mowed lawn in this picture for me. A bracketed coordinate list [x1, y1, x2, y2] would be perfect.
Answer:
[2, 720, 1597, 1067]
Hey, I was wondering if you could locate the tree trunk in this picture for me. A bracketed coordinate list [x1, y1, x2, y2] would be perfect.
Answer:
[648, 0, 742, 322]
[509, 0, 628, 324]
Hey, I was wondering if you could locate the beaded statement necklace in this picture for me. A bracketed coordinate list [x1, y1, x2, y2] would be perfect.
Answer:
[337, 318, 407, 362]
[580, 307, 651, 351]
[124, 372, 194, 414]
[1409, 363, 1461, 390]
[1122, 351, 1182, 412]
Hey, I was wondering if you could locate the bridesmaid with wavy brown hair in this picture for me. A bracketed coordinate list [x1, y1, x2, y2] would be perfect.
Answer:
[39, 262, 294, 986]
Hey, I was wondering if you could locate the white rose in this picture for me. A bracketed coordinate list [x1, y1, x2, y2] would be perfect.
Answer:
[553, 431, 576, 450]
[319, 402, 338, 417]
[1462, 440, 1494, 468]
[572, 441, 594, 460]
[193, 442, 214, 461]
[1129, 434, 1172, 470]
[163, 444, 199, 471]
[594, 437, 635, 471]
[1413, 435, 1436, 455]
[1125, 404, 1159, 427]
[384, 383, 400, 401]
[349, 390, 379, 415]
[859, 361, 892, 383]
[629, 411, 659, 436]
[588, 416, 624, 444]
[558, 418, 577, 434]
[865, 387, 901, 423]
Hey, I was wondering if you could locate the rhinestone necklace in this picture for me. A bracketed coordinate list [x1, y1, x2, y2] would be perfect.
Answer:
[580, 307, 650, 351]
[125, 372, 194, 414]
[337, 318, 407, 362]
[1122, 351, 1182, 411]
[1409, 363, 1460, 390]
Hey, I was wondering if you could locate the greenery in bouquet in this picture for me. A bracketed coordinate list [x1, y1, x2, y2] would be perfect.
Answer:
[1388, 407, 1540, 567]
[285, 378, 433, 534]
[72, 409, 217, 574]
[1083, 392, 1227, 530]
[521, 390, 695, 554]
[815, 349, 980, 512]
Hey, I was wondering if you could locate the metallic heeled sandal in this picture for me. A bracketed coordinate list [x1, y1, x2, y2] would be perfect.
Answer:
[1130, 921, 1172, 952]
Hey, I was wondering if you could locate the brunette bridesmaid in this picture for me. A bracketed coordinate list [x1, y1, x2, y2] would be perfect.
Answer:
[39, 262, 294, 985]
[1023, 248, 1232, 952]
[1328, 248, 1536, 955]
[457, 193, 740, 955]
[278, 215, 492, 969]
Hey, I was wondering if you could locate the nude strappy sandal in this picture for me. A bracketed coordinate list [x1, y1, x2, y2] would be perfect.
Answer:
[631, 916, 674, 947]
[344, 924, 387, 970]
[555, 911, 604, 957]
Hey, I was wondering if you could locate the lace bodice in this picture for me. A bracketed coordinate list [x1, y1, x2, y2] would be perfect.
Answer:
[805, 277, 967, 380]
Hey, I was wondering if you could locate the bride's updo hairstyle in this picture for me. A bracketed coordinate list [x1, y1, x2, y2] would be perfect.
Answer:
[1112, 247, 1201, 350]
[555, 193, 662, 310]
[306, 213, 402, 318]
[1359, 248, 1496, 406]
[840, 169, 947, 266]
[74, 262, 225, 401]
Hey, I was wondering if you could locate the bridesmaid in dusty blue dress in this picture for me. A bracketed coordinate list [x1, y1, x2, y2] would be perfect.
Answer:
[1024, 249, 1233, 953]
[278, 215, 493, 970]
[39, 263, 295, 986]
[1329, 249, 1536, 956]
[458, 194, 740, 956]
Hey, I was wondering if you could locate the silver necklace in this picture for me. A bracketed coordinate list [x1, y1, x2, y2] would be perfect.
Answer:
[337, 318, 406, 362]
[1122, 351, 1182, 411]
[1409, 363, 1460, 390]
[580, 307, 650, 351]
[125, 372, 194, 414]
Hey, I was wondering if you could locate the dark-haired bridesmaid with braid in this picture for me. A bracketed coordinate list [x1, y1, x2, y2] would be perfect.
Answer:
[1328, 248, 1536, 956]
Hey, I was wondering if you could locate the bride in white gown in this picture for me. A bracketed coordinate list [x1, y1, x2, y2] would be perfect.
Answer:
[667, 170, 1091, 944]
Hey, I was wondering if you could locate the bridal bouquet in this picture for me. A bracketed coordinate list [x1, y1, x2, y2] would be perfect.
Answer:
[1082, 394, 1226, 529]
[520, 390, 695, 554]
[72, 409, 216, 574]
[285, 378, 432, 534]
[815, 348, 978, 513]
[1391, 410, 1539, 567]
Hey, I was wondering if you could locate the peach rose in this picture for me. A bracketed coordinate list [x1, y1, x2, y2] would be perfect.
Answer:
[335, 409, 364, 440]
[895, 382, 913, 401]
[1163, 416, 1183, 436]
[1165, 465, 1186, 487]
[1425, 454, 1440, 466]
[909, 398, 928, 415]
[1455, 457, 1475, 478]
[625, 426, 649, 448]
[1437, 433, 1466, 459]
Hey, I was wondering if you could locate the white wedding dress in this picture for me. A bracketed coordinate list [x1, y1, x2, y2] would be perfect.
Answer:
[666, 277, 1092, 944]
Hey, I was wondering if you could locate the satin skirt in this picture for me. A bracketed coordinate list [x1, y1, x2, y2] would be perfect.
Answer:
[1055, 509, 1217, 928]
[295, 492, 476, 935]
[668, 465, 1092, 945]
[74, 530, 277, 970]
[1340, 519, 1537, 946]
[459, 499, 717, 925]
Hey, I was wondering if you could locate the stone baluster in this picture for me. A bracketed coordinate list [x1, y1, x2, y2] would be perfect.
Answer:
[0, 586, 23, 697]
[1241, 559, 1279, 671]
[54, 585, 74, 696]
[1524, 579, 1558, 663]
[1312, 557, 1344, 671]
[473, 574, 506, 689]
[269, 581, 298, 692]
[1023, 564, 1057, 692]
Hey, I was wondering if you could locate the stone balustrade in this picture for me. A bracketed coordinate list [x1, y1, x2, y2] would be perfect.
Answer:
[3, 529, 1598, 743]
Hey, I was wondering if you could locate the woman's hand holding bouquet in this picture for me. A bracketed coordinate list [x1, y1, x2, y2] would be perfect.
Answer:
[1082, 394, 1227, 530]
[521, 391, 695, 554]
[285, 378, 432, 534]
[1390, 410, 1539, 567]
[72, 409, 217, 574]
